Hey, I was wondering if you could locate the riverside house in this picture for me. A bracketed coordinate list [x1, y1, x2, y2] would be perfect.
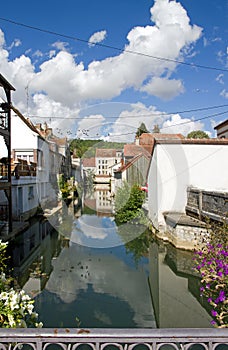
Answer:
[147, 137, 228, 249]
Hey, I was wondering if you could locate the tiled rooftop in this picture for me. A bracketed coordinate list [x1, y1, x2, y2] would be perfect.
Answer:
[95, 149, 118, 157]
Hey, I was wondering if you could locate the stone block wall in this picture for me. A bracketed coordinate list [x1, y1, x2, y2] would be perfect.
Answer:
[165, 223, 208, 250]
[186, 187, 228, 222]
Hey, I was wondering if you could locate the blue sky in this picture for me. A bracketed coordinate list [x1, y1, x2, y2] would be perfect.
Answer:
[0, 0, 227, 141]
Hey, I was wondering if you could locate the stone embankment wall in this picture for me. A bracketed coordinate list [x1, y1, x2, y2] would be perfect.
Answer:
[186, 187, 228, 222]
[156, 188, 228, 251]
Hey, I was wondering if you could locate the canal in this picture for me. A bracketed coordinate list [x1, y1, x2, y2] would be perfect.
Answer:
[8, 190, 213, 329]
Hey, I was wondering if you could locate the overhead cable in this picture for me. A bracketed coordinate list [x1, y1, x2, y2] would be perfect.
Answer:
[27, 103, 228, 120]
[0, 17, 228, 73]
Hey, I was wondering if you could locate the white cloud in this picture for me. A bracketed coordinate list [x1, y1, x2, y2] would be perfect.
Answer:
[77, 101, 211, 142]
[141, 77, 184, 100]
[8, 39, 22, 50]
[88, 30, 107, 47]
[51, 41, 69, 51]
[33, 50, 43, 58]
[49, 50, 56, 58]
[220, 89, 228, 99]
[203, 37, 208, 47]
[0, 0, 202, 105]
[76, 114, 105, 139]
[107, 102, 166, 142]
[0, 0, 203, 138]
[160, 114, 204, 136]
[216, 73, 224, 84]
[30, 93, 80, 135]
[212, 37, 222, 43]
[45, 244, 155, 326]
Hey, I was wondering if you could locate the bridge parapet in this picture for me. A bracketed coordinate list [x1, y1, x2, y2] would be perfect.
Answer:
[0, 328, 227, 350]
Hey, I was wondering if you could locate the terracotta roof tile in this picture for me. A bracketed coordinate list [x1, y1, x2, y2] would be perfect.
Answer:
[124, 144, 149, 157]
[82, 157, 96, 167]
[95, 149, 117, 157]
[155, 138, 228, 145]
[138, 133, 185, 153]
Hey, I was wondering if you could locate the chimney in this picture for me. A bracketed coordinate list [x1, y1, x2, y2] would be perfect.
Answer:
[35, 123, 42, 131]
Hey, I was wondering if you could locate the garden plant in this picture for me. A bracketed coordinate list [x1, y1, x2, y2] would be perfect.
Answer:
[0, 240, 42, 328]
[194, 222, 228, 328]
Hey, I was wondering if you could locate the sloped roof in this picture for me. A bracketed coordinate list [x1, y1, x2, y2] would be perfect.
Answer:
[95, 149, 117, 157]
[82, 157, 96, 167]
[0, 73, 15, 91]
[214, 119, 228, 130]
[139, 132, 185, 153]
[155, 138, 228, 145]
[115, 152, 150, 173]
[50, 136, 68, 146]
[124, 144, 150, 158]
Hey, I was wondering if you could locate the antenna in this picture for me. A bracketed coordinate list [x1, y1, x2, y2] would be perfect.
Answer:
[25, 84, 29, 117]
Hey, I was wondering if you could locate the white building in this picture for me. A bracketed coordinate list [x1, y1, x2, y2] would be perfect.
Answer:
[95, 149, 122, 184]
[147, 138, 228, 231]
[214, 119, 228, 138]
[10, 108, 52, 219]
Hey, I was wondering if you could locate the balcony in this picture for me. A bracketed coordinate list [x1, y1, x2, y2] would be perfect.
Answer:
[0, 328, 227, 349]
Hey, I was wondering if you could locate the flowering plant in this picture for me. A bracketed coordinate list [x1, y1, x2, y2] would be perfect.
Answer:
[194, 223, 228, 328]
[0, 240, 43, 328]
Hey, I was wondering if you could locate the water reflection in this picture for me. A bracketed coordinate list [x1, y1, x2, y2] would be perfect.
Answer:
[8, 191, 214, 328]
[35, 242, 155, 328]
[149, 241, 212, 328]
[71, 215, 122, 248]
[9, 218, 60, 290]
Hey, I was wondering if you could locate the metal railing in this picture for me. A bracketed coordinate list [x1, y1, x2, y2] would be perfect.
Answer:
[0, 328, 227, 350]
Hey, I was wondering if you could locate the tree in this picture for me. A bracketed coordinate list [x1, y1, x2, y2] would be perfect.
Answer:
[135, 122, 149, 137]
[187, 130, 209, 139]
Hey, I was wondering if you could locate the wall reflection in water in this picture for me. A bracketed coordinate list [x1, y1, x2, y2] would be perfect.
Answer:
[149, 240, 213, 328]
[8, 191, 214, 328]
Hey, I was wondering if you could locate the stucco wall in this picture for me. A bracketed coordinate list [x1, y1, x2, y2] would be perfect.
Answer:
[11, 115, 38, 149]
[148, 143, 228, 228]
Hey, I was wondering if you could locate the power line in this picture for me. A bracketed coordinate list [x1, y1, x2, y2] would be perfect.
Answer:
[161, 109, 228, 130]
[77, 109, 228, 137]
[0, 17, 228, 73]
[27, 103, 228, 120]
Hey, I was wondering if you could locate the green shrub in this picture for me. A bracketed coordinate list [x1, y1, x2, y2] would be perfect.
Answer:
[115, 183, 146, 224]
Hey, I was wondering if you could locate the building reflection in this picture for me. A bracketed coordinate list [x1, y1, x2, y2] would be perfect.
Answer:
[7, 202, 214, 329]
[9, 218, 62, 295]
[84, 185, 113, 217]
[148, 240, 212, 328]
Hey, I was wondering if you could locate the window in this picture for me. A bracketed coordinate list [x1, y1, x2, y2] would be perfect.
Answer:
[28, 186, 34, 200]
[37, 150, 44, 168]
